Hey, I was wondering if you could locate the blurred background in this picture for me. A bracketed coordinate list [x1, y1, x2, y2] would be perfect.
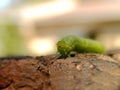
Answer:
[0, 0, 120, 56]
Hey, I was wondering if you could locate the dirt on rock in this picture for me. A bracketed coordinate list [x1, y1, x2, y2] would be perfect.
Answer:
[0, 54, 120, 90]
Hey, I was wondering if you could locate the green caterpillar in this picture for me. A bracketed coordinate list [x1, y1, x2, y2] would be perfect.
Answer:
[57, 35, 105, 57]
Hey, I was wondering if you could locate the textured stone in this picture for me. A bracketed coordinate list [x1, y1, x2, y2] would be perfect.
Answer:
[0, 54, 120, 90]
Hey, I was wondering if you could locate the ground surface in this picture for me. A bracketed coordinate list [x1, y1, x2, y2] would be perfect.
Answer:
[0, 53, 120, 90]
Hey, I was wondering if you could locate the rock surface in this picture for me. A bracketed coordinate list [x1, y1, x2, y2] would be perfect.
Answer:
[0, 54, 120, 90]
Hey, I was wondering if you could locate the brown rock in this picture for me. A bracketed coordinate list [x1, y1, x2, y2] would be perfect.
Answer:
[0, 54, 120, 90]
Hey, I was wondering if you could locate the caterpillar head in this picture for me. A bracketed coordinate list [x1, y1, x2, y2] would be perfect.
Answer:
[57, 40, 72, 57]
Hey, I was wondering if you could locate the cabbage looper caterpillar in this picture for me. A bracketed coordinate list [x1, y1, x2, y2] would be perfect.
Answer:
[57, 35, 105, 57]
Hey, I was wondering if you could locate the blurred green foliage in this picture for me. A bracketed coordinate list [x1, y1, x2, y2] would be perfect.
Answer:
[0, 19, 26, 56]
